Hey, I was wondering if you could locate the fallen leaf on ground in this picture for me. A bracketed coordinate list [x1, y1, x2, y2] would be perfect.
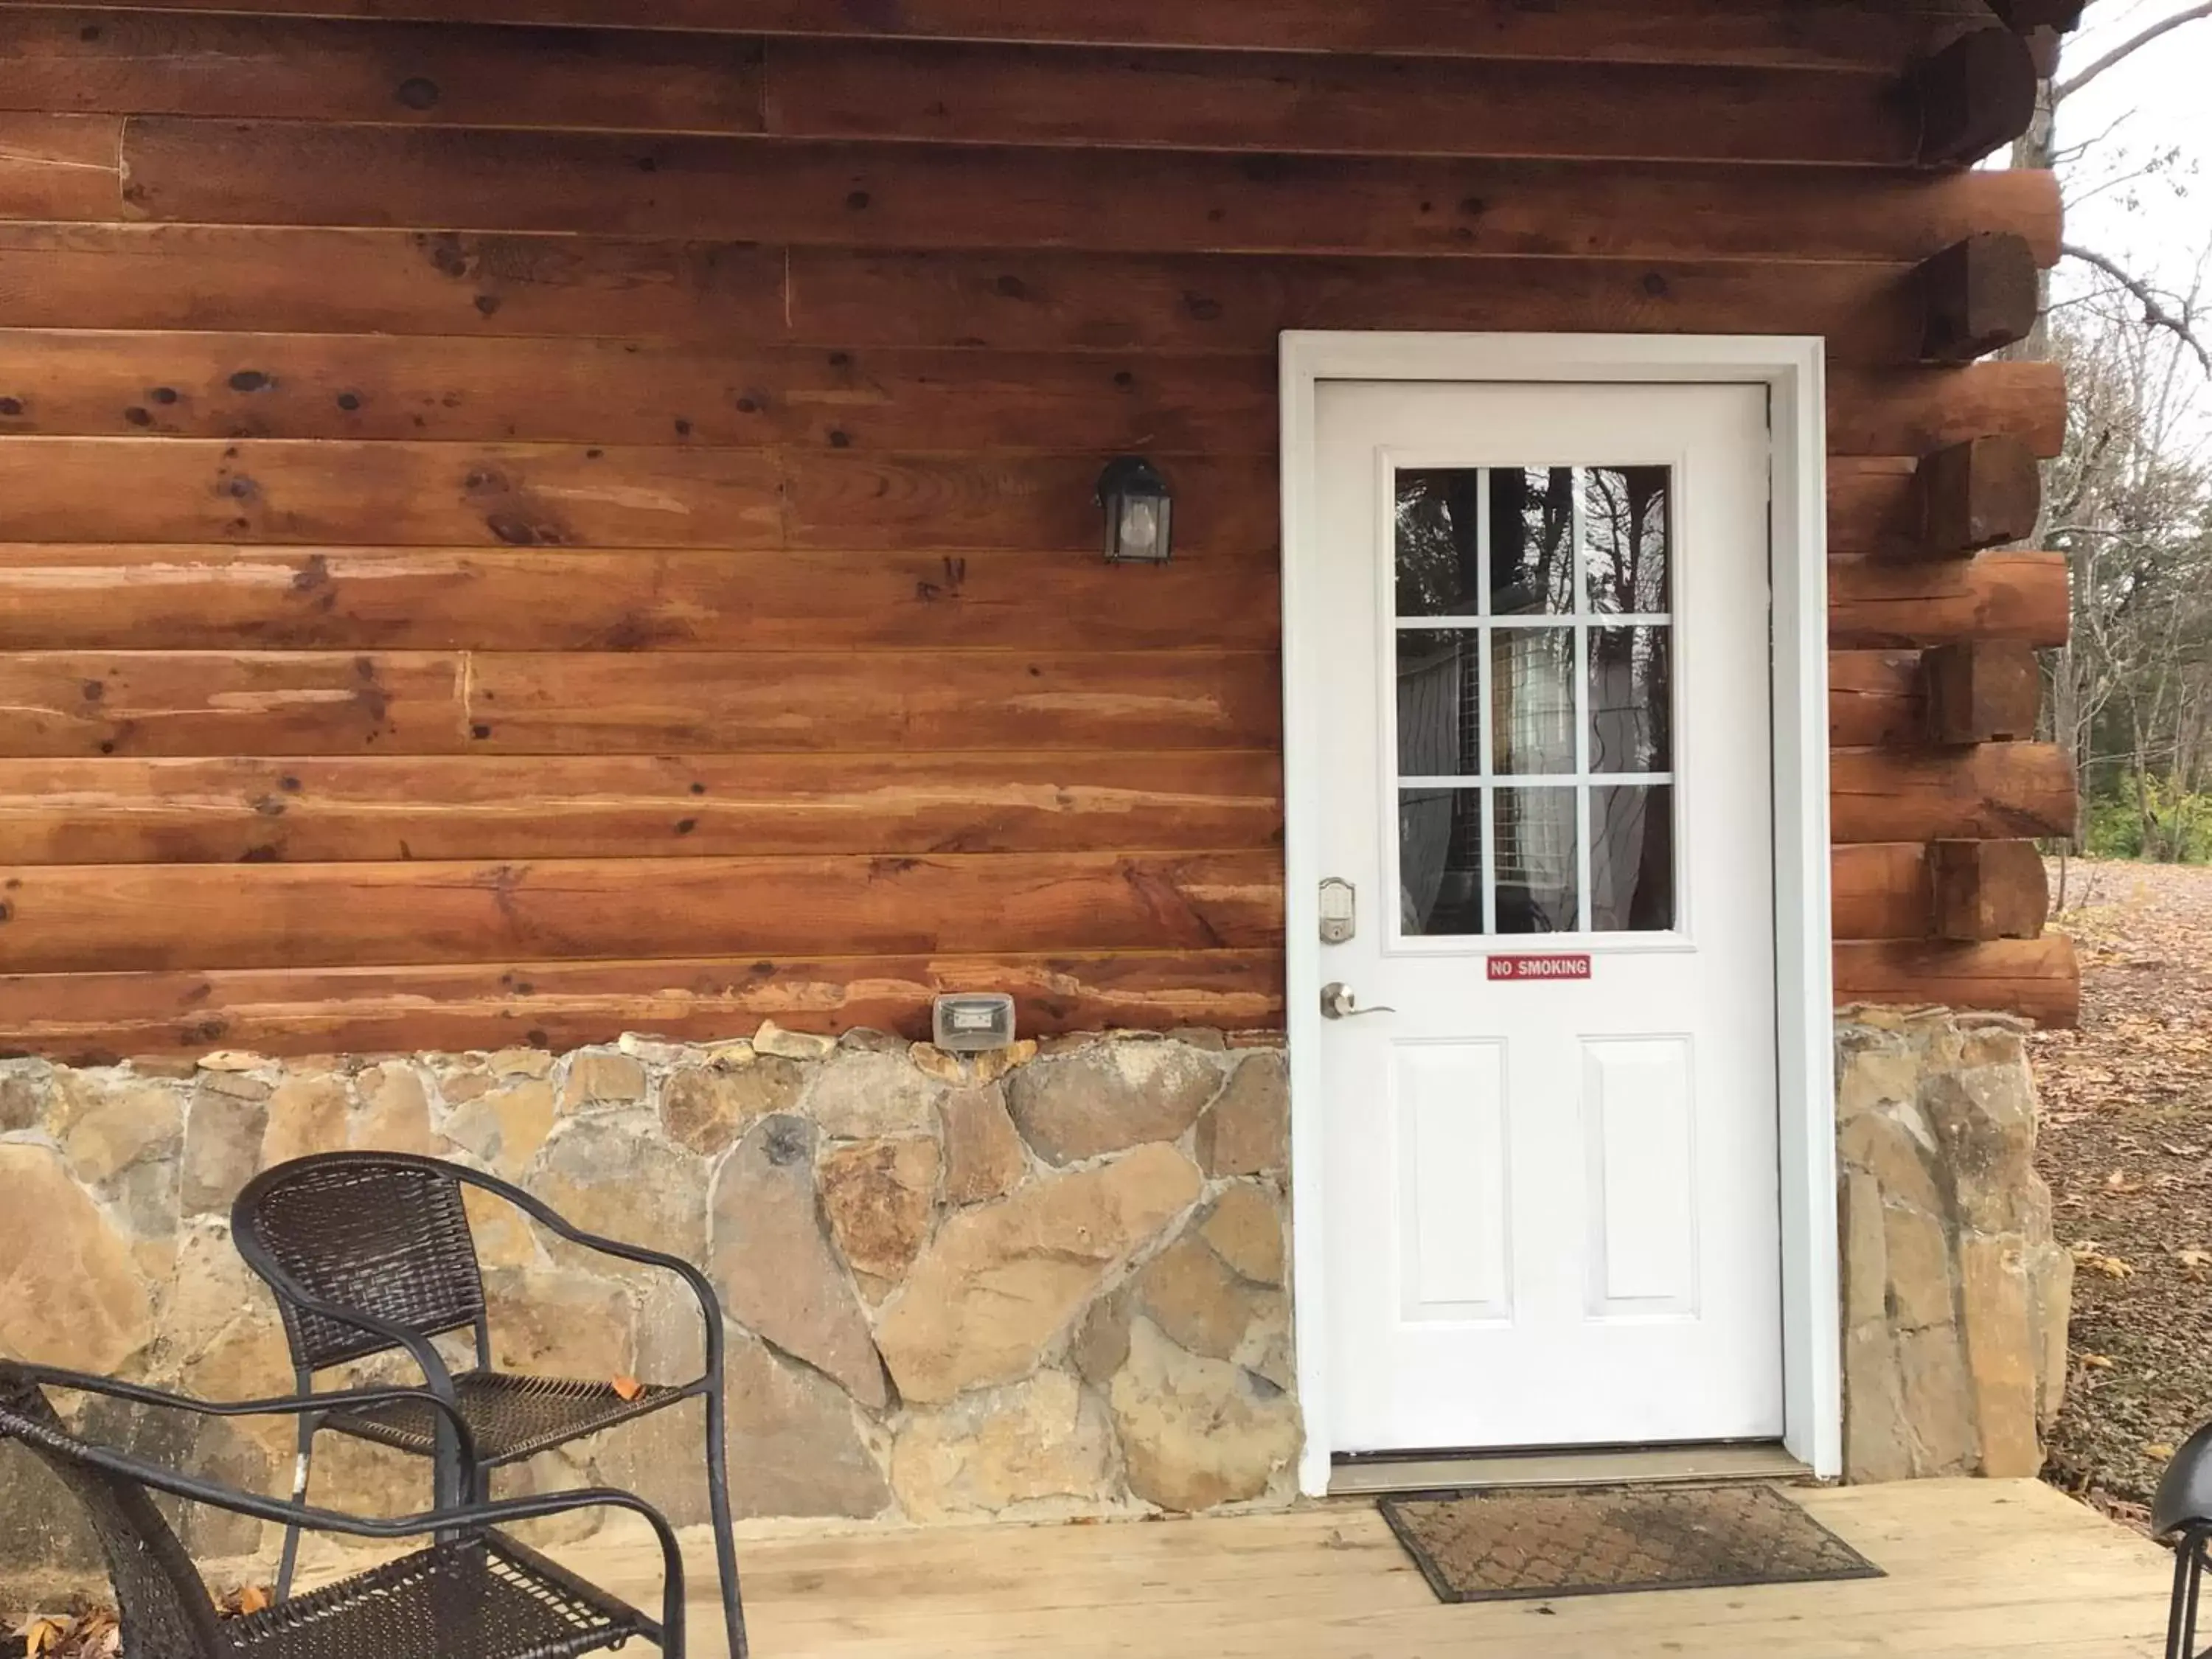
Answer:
[611, 1374, 644, 1402]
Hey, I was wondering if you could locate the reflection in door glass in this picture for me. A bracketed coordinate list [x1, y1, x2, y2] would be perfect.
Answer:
[1587, 627, 1672, 774]
[1591, 785, 1675, 931]
[1399, 788, 1486, 936]
[1394, 471, 1484, 617]
[1491, 628, 1576, 776]
[1390, 464, 1677, 939]
[1492, 787, 1579, 934]
[1583, 467, 1671, 614]
[1397, 630, 1481, 776]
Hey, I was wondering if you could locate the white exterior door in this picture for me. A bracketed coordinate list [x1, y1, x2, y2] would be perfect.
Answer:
[1308, 379, 1784, 1455]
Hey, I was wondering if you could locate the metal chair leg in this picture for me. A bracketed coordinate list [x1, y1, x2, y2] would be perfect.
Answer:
[275, 1413, 316, 1601]
[2172, 1528, 2208, 1659]
[703, 1385, 748, 1659]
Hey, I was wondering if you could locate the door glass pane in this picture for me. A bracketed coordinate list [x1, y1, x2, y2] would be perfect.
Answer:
[1490, 467, 1575, 616]
[1591, 785, 1675, 931]
[1588, 626, 1672, 774]
[1399, 787, 1485, 935]
[1584, 466, 1670, 614]
[1397, 630, 1481, 776]
[1395, 470, 1483, 617]
[1490, 628, 1575, 776]
[1493, 787, 1579, 933]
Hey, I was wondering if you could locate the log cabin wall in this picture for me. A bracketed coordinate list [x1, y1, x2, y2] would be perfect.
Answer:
[0, 0, 2079, 1060]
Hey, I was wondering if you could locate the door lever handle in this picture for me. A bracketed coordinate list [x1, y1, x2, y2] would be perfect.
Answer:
[1321, 982, 1396, 1021]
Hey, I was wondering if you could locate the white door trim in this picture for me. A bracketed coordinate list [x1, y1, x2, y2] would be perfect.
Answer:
[1280, 332, 1839, 1492]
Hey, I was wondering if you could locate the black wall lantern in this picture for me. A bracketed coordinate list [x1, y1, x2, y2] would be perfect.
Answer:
[1096, 456, 1174, 564]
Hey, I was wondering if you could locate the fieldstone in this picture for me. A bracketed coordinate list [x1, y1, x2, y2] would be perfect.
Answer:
[753, 1020, 836, 1062]
[804, 1051, 944, 1140]
[261, 1074, 352, 1169]
[1070, 1287, 1133, 1387]
[891, 1370, 1115, 1520]
[55, 1077, 182, 1186]
[819, 1137, 940, 1283]
[1958, 1234, 2041, 1478]
[1007, 1042, 1224, 1166]
[560, 1050, 647, 1111]
[837, 1028, 908, 1054]
[1840, 1171, 1888, 1334]
[195, 1069, 271, 1102]
[483, 1267, 634, 1381]
[1107, 1318, 1300, 1512]
[0, 1442, 102, 1574]
[660, 1057, 802, 1155]
[531, 1117, 707, 1265]
[462, 1183, 542, 1270]
[1843, 1322, 1913, 1484]
[1837, 1097, 1946, 1220]
[0, 1144, 153, 1372]
[198, 1051, 267, 1074]
[906, 1043, 967, 1085]
[1131, 1236, 1269, 1363]
[1896, 1321, 1980, 1475]
[874, 1142, 1202, 1404]
[2029, 1237, 2075, 1433]
[354, 1063, 435, 1154]
[489, 1047, 556, 1079]
[0, 1060, 52, 1133]
[1881, 1201, 1955, 1334]
[444, 1079, 557, 1178]
[709, 1116, 888, 1408]
[1193, 1051, 1288, 1177]
[1198, 1183, 1284, 1287]
[436, 1061, 493, 1104]
[181, 1085, 267, 1213]
[722, 1328, 891, 1520]
[939, 1084, 1028, 1205]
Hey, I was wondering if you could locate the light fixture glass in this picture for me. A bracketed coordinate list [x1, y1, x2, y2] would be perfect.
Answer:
[1096, 456, 1174, 564]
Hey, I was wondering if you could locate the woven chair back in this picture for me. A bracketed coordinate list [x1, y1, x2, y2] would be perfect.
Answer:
[235, 1156, 489, 1373]
[0, 1365, 230, 1659]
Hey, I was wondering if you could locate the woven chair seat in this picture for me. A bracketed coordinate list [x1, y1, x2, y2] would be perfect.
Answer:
[324, 1372, 680, 1466]
[225, 1531, 647, 1659]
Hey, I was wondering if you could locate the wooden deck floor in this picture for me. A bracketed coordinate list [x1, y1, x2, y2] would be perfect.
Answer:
[563, 1479, 2172, 1658]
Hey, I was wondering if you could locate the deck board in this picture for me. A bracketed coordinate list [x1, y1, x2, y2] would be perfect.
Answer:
[556, 1479, 2170, 1658]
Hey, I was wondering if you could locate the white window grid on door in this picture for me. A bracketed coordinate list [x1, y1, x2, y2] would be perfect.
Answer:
[1387, 463, 1680, 945]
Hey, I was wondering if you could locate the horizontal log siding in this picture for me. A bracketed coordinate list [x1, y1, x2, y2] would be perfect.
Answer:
[0, 4, 2076, 1054]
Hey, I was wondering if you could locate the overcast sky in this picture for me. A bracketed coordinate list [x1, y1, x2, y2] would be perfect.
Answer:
[2048, 3, 2212, 318]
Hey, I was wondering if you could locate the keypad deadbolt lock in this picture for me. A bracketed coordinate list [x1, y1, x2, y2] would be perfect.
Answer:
[1319, 877, 1356, 945]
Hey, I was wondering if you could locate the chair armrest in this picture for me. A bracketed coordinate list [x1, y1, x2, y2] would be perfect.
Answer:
[10, 1363, 481, 1469]
[455, 1169, 726, 1381]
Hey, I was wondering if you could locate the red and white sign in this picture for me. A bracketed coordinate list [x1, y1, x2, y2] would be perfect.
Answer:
[1486, 953, 1593, 983]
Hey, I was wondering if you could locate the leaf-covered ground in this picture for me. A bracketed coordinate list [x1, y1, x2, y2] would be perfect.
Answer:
[2034, 858, 2212, 1526]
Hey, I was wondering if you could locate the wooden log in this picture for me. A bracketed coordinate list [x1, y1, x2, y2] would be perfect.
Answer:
[465, 650, 1281, 753]
[762, 38, 1919, 165]
[1913, 27, 2038, 168]
[113, 120, 2065, 264]
[1917, 232, 2042, 362]
[1833, 935, 2078, 1026]
[1985, 1, 2086, 32]
[1828, 550, 2068, 650]
[0, 948, 1287, 1063]
[1831, 649, 1929, 748]
[1923, 639, 2042, 744]
[0, 10, 768, 132]
[0, 439, 784, 548]
[1829, 742, 2076, 843]
[0, 333, 1279, 453]
[0, 849, 1286, 973]
[0, 751, 1285, 863]
[0, 651, 468, 757]
[1930, 838, 2051, 940]
[0, 546, 1281, 651]
[1831, 456, 1936, 560]
[1832, 842, 1935, 940]
[0, 227, 1941, 362]
[1907, 434, 2042, 558]
[0, 112, 122, 220]
[0, 224, 789, 341]
[0, 439, 1278, 552]
[11, 2, 1997, 72]
[1826, 362, 2063, 459]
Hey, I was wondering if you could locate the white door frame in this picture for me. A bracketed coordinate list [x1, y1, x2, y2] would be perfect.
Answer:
[1280, 332, 1840, 1492]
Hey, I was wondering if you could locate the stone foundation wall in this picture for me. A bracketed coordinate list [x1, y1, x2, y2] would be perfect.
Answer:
[1837, 1006, 2073, 1481]
[0, 1026, 1295, 1593]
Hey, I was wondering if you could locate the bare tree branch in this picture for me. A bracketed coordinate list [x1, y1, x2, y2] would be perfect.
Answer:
[2056, 1, 2212, 104]
[2063, 241, 2212, 375]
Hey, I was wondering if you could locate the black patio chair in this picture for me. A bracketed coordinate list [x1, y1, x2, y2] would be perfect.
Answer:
[230, 1152, 745, 1659]
[0, 1359, 686, 1659]
[2157, 1423, 2212, 1658]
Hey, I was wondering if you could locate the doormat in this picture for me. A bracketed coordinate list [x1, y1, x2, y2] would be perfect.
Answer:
[1377, 1483, 1884, 1604]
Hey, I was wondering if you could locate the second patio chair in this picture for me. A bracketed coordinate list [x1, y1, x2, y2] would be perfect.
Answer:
[231, 1152, 748, 1659]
